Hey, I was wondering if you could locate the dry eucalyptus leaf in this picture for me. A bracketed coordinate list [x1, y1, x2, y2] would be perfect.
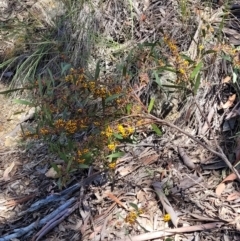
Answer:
[216, 183, 226, 196]
[222, 94, 236, 109]
[1, 161, 15, 181]
[45, 165, 62, 178]
[222, 76, 231, 83]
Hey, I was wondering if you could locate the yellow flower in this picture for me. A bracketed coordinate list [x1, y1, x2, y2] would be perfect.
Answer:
[178, 68, 185, 75]
[125, 211, 138, 224]
[117, 124, 125, 135]
[40, 127, 49, 135]
[65, 120, 77, 134]
[105, 126, 113, 137]
[108, 142, 117, 151]
[163, 214, 171, 222]
[108, 162, 116, 169]
[199, 45, 204, 50]
[82, 148, 89, 154]
[77, 158, 85, 163]
[183, 60, 189, 66]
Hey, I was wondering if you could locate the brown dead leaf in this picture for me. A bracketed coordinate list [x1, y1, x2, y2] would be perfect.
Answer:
[216, 182, 226, 196]
[141, 154, 159, 165]
[45, 165, 62, 178]
[201, 107, 215, 135]
[227, 192, 240, 201]
[106, 192, 128, 210]
[222, 94, 236, 109]
[1, 161, 15, 181]
[140, 14, 147, 22]
[178, 147, 196, 170]
[222, 173, 237, 182]
[137, 190, 146, 203]
[223, 76, 231, 83]
[88, 226, 102, 239]
[139, 73, 150, 85]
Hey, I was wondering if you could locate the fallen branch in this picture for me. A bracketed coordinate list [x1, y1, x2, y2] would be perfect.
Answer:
[0, 198, 77, 241]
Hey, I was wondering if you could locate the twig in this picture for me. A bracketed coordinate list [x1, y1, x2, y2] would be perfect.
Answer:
[33, 202, 79, 241]
[132, 114, 240, 181]
[194, 101, 240, 180]
[116, 221, 225, 241]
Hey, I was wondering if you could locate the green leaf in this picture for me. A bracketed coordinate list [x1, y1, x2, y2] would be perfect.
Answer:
[78, 164, 90, 169]
[66, 158, 73, 172]
[202, 50, 216, 56]
[129, 202, 139, 211]
[0, 88, 29, 94]
[194, 73, 201, 95]
[122, 65, 127, 76]
[221, 54, 231, 61]
[13, 111, 25, 115]
[148, 97, 155, 113]
[105, 93, 123, 103]
[61, 63, 72, 76]
[154, 70, 161, 87]
[126, 103, 132, 115]
[159, 66, 176, 73]
[94, 60, 101, 80]
[113, 133, 123, 139]
[233, 70, 238, 83]
[190, 61, 203, 80]
[162, 84, 185, 89]
[107, 152, 124, 159]
[179, 54, 194, 63]
[151, 124, 162, 136]
[51, 163, 60, 174]
[13, 99, 35, 107]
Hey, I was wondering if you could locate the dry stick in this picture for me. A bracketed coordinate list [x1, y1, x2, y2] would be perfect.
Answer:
[116, 221, 225, 241]
[194, 100, 240, 180]
[132, 113, 240, 181]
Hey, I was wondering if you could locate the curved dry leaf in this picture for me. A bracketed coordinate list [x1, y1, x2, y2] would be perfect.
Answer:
[178, 147, 196, 170]
[45, 165, 62, 178]
[0, 161, 15, 181]
[222, 173, 237, 182]
[227, 192, 240, 201]
[222, 94, 236, 109]
[216, 182, 226, 196]
[222, 76, 231, 83]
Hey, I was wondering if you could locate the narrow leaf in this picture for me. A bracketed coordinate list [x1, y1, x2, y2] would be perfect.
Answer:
[0, 88, 28, 94]
[129, 202, 139, 211]
[190, 61, 203, 80]
[151, 124, 162, 136]
[107, 152, 124, 158]
[194, 73, 201, 95]
[148, 98, 155, 113]
[202, 50, 216, 56]
[61, 63, 72, 75]
[105, 93, 123, 103]
[113, 133, 123, 139]
[94, 60, 101, 80]
[126, 103, 132, 115]
[79, 164, 90, 169]
[13, 99, 35, 107]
